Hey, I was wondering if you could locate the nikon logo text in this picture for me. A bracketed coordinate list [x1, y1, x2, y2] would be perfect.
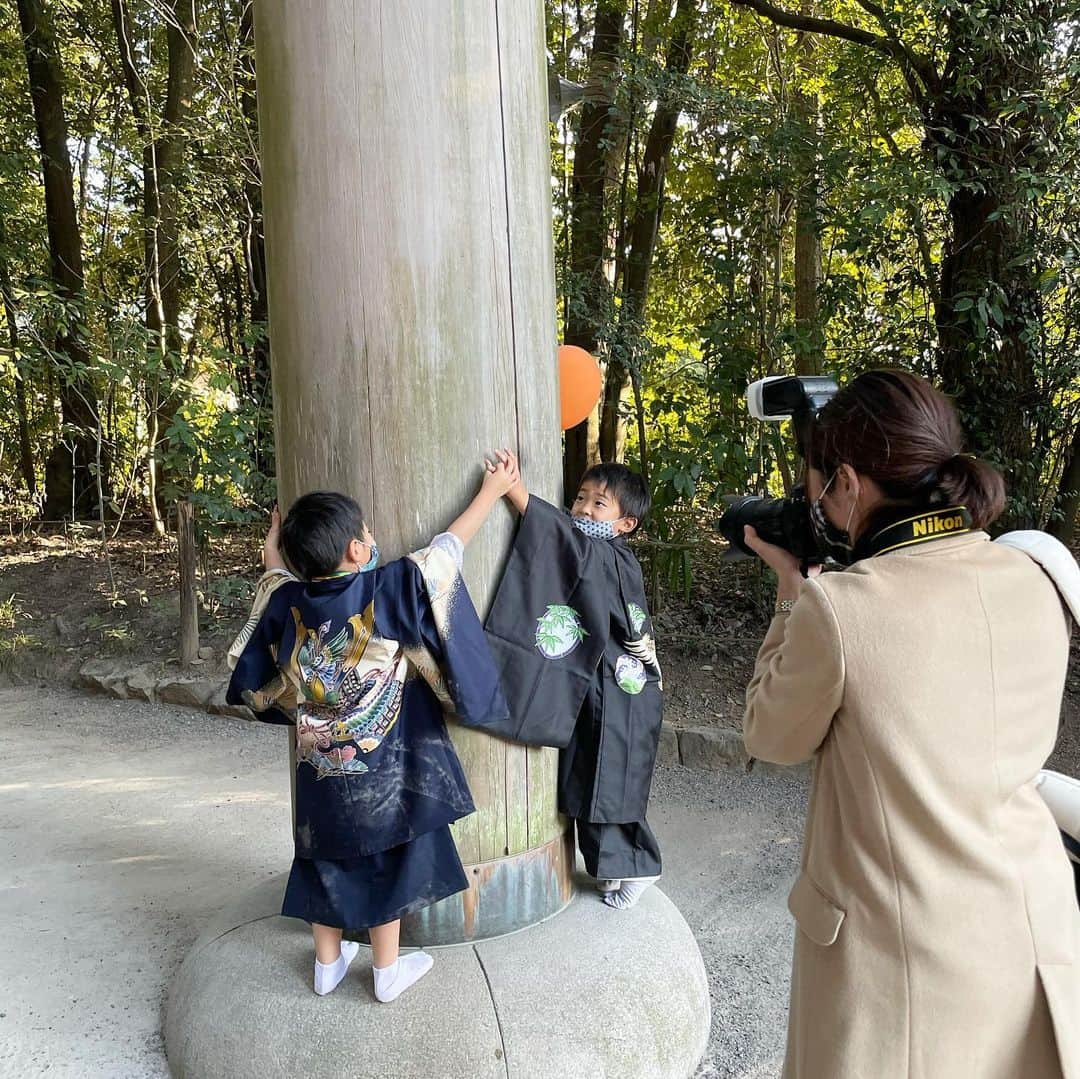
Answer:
[912, 514, 965, 538]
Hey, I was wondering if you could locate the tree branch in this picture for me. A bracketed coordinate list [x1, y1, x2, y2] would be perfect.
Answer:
[729, 0, 941, 103]
[730, 0, 887, 50]
[111, 0, 146, 130]
[852, 0, 893, 30]
[850, 0, 942, 100]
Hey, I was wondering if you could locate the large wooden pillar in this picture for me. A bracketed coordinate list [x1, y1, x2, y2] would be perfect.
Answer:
[253, 2, 568, 942]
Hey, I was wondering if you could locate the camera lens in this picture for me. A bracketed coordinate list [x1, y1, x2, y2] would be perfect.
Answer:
[717, 489, 814, 560]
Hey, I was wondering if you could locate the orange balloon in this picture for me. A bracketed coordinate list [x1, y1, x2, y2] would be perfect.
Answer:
[558, 345, 603, 430]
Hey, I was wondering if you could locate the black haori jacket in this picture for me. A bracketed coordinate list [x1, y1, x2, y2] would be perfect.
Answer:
[226, 544, 508, 859]
[480, 496, 663, 824]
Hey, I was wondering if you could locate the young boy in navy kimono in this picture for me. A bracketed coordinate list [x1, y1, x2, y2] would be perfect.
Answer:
[481, 456, 664, 910]
[227, 455, 517, 1002]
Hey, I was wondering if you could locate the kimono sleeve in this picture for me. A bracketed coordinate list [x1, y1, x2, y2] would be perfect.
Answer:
[484, 496, 610, 747]
[743, 578, 844, 764]
[225, 578, 297, 726]
[227, 568, 296, 670]
[612, 549, 662, 687]
[380, 551, 510, 729]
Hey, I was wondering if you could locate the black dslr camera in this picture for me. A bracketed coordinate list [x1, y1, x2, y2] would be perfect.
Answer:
[717, 375, 838, 561]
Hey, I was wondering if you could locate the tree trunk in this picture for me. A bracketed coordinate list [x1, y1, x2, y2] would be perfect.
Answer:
[0, 217, 36, 497]
[112, 0, 198, 532]
[1048, 422, 1080, 545]
[922, 16, 1051, 528]
[598, 0, 696, 463]
[563, 0, 625, 497]
[792, 4, 823, 376]
[16, 0, 98, 519]
[237, 0, 272, 480]
[934, 161, 1040, 526]
[152, 2, 198, 524]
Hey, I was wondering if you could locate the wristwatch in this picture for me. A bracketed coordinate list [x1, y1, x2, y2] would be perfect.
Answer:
[775, 599, 796, 614]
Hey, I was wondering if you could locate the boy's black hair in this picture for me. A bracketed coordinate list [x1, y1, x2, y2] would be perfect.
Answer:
[279, 491, 366, 580]
[578, 463, 651, 531]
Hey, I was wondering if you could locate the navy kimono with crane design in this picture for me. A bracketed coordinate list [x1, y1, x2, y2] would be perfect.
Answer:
[227, 541, 508, 860]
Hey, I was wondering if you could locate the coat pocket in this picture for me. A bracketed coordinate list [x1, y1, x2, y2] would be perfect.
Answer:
[788, 872, 846, 946]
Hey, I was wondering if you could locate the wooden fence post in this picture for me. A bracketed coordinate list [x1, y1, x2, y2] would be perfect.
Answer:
[177, 500, 199, 666]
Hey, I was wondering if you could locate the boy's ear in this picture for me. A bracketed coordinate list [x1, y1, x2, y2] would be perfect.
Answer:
[346, 537, 366, 565]
[616, 516, 638, 536]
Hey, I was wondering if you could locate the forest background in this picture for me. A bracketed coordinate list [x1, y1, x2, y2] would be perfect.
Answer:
[0, 0, 1078, 637]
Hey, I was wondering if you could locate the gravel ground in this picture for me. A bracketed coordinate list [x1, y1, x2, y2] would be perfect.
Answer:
[652, 763, 808, 1079]
[0, 686, 808, 1078]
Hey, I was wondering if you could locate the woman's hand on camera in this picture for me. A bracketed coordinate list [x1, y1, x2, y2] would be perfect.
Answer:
[743, 525, 819, 602]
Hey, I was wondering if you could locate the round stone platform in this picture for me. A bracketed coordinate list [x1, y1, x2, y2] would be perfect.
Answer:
[165, 874, 710, 1078]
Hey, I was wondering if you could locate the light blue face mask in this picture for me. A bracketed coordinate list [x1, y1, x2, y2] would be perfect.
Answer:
[571, 516, 622, 541]
[358, 543, 379, 572]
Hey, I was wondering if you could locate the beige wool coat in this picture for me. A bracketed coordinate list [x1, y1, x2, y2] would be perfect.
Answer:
[745, 531, 1080, 1079]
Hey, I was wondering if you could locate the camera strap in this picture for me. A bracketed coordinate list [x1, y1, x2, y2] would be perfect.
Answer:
[858, 506, 973, 559]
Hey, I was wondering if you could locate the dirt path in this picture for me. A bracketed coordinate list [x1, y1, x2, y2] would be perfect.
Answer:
[0, 687, 809, 1079]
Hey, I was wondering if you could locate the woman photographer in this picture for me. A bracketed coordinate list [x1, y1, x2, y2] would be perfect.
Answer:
[743, 370, 1079, 1078]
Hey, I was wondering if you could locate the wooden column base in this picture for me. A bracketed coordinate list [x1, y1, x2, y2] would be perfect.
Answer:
[398, 828, 576, 946]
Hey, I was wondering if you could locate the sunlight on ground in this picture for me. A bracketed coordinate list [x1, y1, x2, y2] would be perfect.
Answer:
[171, 790, 290, 809]
[0, 775, 183, 794]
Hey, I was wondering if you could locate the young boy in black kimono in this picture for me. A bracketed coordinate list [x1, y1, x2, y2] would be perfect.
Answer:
[481, 454, 664, 909]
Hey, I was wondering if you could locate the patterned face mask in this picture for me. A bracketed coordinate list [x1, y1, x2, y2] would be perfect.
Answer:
[571, 516, 623, 541]
[809, 472, 855, 565]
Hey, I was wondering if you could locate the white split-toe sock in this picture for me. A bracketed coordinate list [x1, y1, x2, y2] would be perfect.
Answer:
[373, 950, 434, 1003]
[596, 878, 622, 894]
[602, 875, 660, 910]
[313, 939, 360, 996]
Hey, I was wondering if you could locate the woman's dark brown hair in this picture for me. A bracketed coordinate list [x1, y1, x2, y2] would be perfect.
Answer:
[806, 369, 1006, 530]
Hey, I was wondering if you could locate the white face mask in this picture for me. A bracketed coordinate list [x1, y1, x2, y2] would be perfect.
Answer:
[571, 516, 623, 540]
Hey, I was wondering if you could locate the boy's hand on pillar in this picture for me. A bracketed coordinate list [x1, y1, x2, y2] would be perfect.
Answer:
[448, 451, 522, 547]
[492, 448, 528, 513]
[507, 451, 528, 514]
[482, 448, 520, 499]
[262, 505, 287, 571]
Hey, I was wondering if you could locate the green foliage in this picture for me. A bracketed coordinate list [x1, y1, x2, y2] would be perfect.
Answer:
[550, 0, 1080, 588]
[161, 364, 275, 525]
[0, 0, 272, 527]
[0, 1, 1077, 606]
[0, 593, 18, 631]
[203, 573, 254, 616]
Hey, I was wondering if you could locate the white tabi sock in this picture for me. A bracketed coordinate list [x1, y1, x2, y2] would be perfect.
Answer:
[373, 950, 434, 1003]
[596, 878, 622, 894]
[313, 939, 360, 996]
[603, 875, 660, 910]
